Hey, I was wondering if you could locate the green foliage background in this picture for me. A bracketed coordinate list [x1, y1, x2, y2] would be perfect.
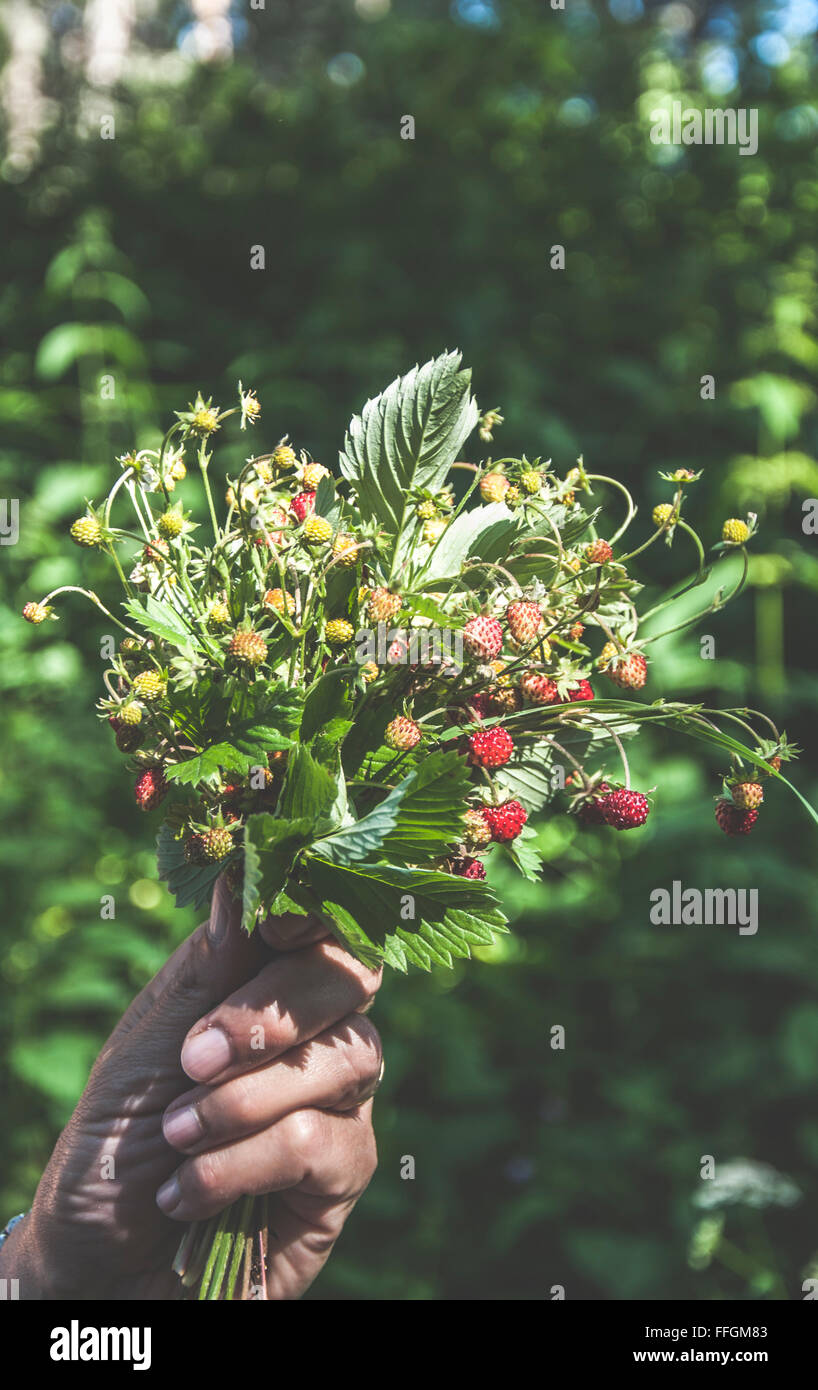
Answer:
[1, 0, 818, 1298]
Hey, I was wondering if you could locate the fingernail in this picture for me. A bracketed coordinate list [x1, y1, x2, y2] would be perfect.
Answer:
[181, 1027, 232, 1081]
[207, 883, 230, 946]
[156, 1173, 182, 1214]
[163, 1104, 203, 1150]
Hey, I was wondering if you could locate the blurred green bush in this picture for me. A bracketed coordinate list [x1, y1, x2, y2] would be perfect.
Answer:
[1, 0, 817, 1298]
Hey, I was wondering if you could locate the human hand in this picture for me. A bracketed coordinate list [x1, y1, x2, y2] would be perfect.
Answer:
[0, 880, 381, 1300]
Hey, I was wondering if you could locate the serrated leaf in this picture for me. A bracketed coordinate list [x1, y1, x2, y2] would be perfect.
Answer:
[157, 824, 227, 911]
[245, 813, 316, 904]
[166, 741, 253, 787]
[124, 595, 201, 658]
[301, 670, 353, 743]
[417, 502, 518, 583]
[495, 741, 560, 813]
[241, 828, 263, 933]
[338, 350, 478, 535]
[306, 857, 507, 972]
[278, 746, 338, 822]
[505, 822, 543, 881]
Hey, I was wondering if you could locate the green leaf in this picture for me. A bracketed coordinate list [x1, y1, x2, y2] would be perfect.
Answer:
[505, 823, 543, 882]
[245, 813, 315, 902]
[124, 595, 201, 658]
[419, 502, 519, 583]
[338, 350, 478, 535]
[240, 827, 263, 933]
[157, 824, 226, 911]
[306, 857, 507, 972]
[301, 670, 353, 743]
[277, 745, 338, 823]
[166, 741, 253, 787]
[495, 741, 560, 813]
[313, 750, 469, 865]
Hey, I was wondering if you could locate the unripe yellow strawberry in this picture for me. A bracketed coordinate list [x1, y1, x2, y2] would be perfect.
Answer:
[255, 461, 273, 484]
[131, 670, 166, 701]
[597, 640, 618, 671]
[207, 600, 231, 627]
[157, 510, 184, 540]
[70, 515, 102, 548]
[360, 660, 379, 683]
[264, 588, 296, 616]
[368, 588, 403, 623]
[520, 470, 542, 494]
[479, 472, 509, 504]
[422, 518, 448, 544]
[303, 515, 333, 545]
[463, 808, 492, 850]
[119, 702, 143, 726]
[22, 601, 52, 624]
[325, 619, 355, 646]
[416, 499, 437, 520]
[272, 445, 297, 470]
[652, 502, 676, 528]
[302, 462, 329, 489]
[722, 518, 749, 544]
[169, 458, 186, 482]
[562, 553, 581, 574]
[228, 630, 268, 667]
[332, 533, 359, 567]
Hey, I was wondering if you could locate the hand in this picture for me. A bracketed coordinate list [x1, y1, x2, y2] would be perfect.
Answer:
[0, 880, 382, 1300]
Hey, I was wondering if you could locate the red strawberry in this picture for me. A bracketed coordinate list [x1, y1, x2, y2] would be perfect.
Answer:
[450, 855, 487, 880]
[600, 788, 649, 830]
[715, 800, 758, 835]
[481, 800, 528, 842]
[586, 539, 613, 564]
[521, 670, 559, 705]
[468, 727, 514, 768]
[577, 781, 611, 826]
[465, 691, 493, 720]
[462, 615, 504, 661]
[134, 767, 167, 812]
[564, 679, 595, 703]
[608, 653, 647, 690]
[290, 490, 316, 522]
[505, 600, 542, 646]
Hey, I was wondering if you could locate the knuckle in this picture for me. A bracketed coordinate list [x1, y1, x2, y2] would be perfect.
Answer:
[225, 1072, 262, 1131]
[337, 1017, 382, 1095]
[288, 1107, 324, 1160]
[183, 1149, 224, 1207]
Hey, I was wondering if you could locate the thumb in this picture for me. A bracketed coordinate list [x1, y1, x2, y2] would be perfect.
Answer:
[115, 877, 267, 1057]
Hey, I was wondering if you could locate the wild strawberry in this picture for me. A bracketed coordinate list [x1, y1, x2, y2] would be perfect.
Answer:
[481, 800, 528, 842]
[462, 690, 492, 721]
[184, 832, 206, 864]
[489, 685, 522, 716]
[325, 619, 355, 647]
[134, 767, 167, 812]
[652, 503, 676, 528]
[462, 615, 504, 661]
[450, 855, 487, 880]
[730, 782, 764, 810]
[272, 444, 297, 470]
[207, 600, 231, 627]
[387, 637, 412, 665]
[715, 799, 758, 836]
[600, 788, 649, 830]
[479, 472, 509, 504]
[766, 755, 782, 774]
[385, 717, 422, 751]
[562, 553, 581, 574]
[416, 499, 437, 520]
[143, 539, 170, 566]
[520, 470, 542, 494]
[255, 460, 273, 484]
[116, 724, 142, 753]
[577, 782, 611, 826]
[228, 630, 268, 667]
[201, 826, 235, 862]
[569, 622, 585, 641]
[157, 510, 184, 540]
[264, 588, 296, 616]
[422, 518, 448, 544]
[521, 670, 559, 705]
[505, 486, 521, 506]
[468, 727, 514, 768]
[131, 670, 166, 701]
[302, 462, 329, 489]
[597, 641, 618, 671]
[119, 702, 142, 726]
[722, 518, 749, 544]
[360, 660, 379, 684]
[290, 490, 316, 522]
[22, 601, 52, 624]
[463, 808, 493, 850]
[332, 533, 359, 567]
[70, 515, 102, 548]
[368, 588, 403, 623]
[506, 600, 543, 646]
[303, 515, 333, 545]
[607, 653, 647, 691]
[586, 538, 613, 564]
[168, 457, 187, 482]
[564, 679, 595, 702]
